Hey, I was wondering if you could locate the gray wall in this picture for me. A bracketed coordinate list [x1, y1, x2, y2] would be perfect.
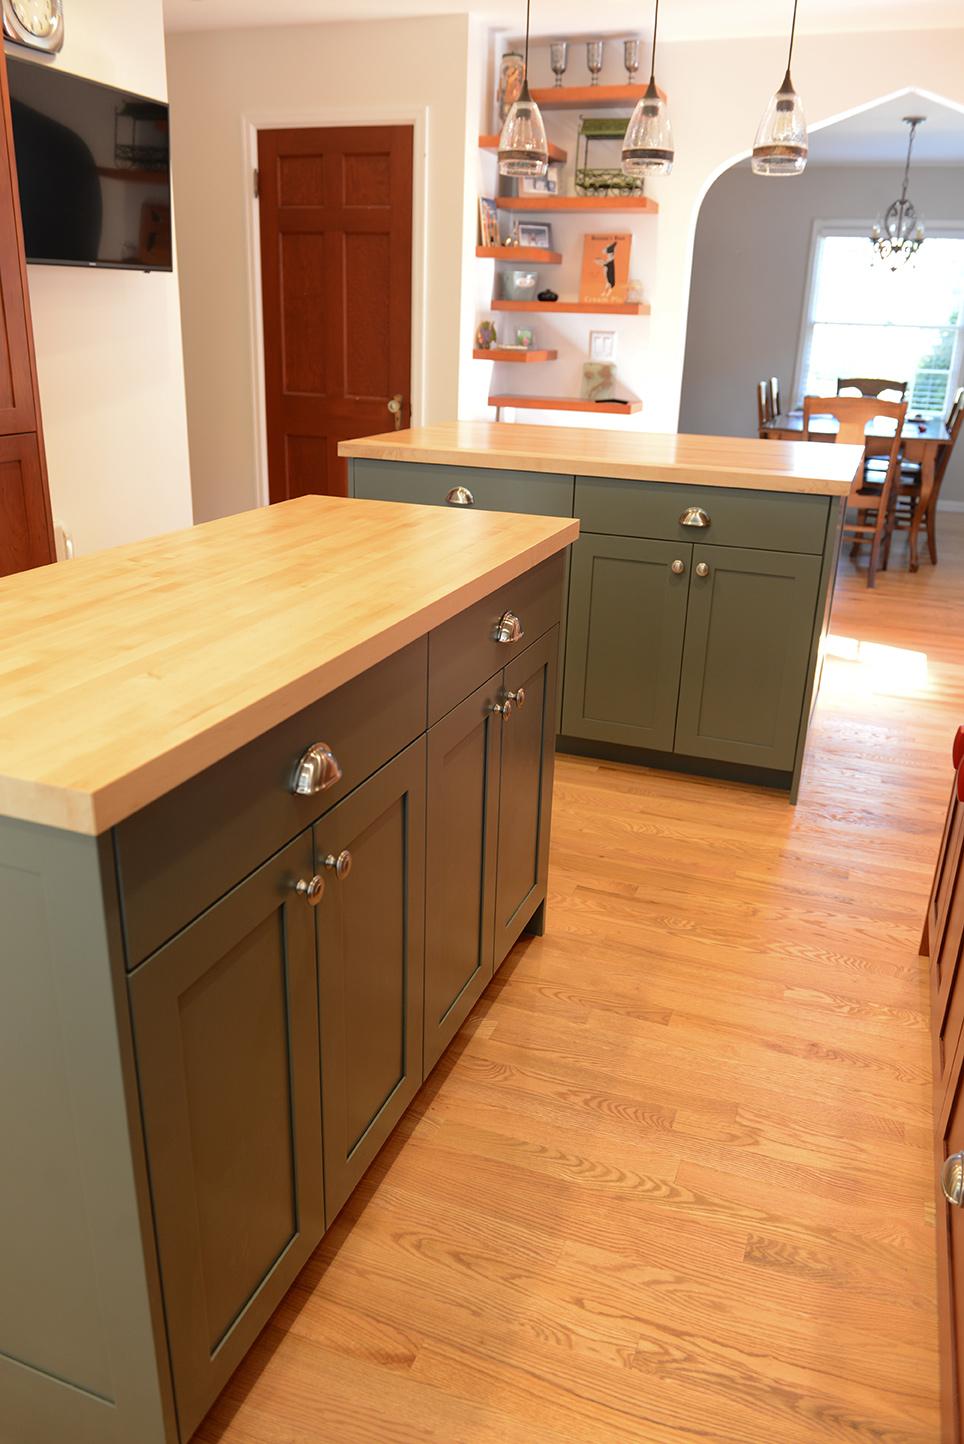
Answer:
[679, 163, 964, 504]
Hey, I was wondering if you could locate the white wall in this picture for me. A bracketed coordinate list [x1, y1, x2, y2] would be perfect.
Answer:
[167, 14, 476, 524]
[13, 0, 193, 556]
[679, 162, 964, 503]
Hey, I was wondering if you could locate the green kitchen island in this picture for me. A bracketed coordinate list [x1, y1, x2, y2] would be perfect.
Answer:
[343, 422, 863, 803]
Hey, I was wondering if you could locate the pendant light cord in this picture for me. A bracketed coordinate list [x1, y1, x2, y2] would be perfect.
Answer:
[523, 0, 531, 75]
[786, 0, 799, 73]
[900, 119, 919, 202]
[650, 0, 660, 83]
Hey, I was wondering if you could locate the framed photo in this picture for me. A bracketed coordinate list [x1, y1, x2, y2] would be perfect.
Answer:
[478, 196, 500, 248]
[515, 327, 535, 349]
[516, 222, 552, 250]
[580, 232, 632, 304]
[518, 172, 559, 197]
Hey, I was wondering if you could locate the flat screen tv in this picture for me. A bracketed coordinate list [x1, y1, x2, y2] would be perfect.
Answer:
[7, 57, 172, 271]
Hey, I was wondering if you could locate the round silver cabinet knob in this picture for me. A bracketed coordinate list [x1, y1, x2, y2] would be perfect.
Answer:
[695, 562, 710, 578]
[942, 1152, 964, 1206]
[295, 875, 325, 906]
[671, 559, 686, 575]
[506, 687, 526, 709]
[491, 696, 514, 718]
[494, 610, 525, 645]
[446, 486, 475, 506]
[322, 849, 353, 881]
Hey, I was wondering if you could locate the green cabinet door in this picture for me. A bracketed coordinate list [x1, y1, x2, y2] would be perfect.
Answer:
[129, 831, 325, 1444]
[562, 533, 691, 751]
[494, 626, 559, 967]
[423, 678, 502, 1077]
[314, 738, 426, 1221]
[674, 544, 822, 771]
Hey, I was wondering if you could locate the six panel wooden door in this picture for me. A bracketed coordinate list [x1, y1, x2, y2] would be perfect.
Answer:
[129, 832, 325, 1442]
[258, 124, 413, 501]
[423, 677, 502, 1076]
[494, 627, 559, 967]
[314, 738, 426, 1221]
[0, 432, 53, 575]
[562, 534, 691, 751]
[674, 544, 821, 771]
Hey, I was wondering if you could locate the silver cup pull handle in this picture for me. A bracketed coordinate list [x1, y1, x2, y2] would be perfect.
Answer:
[680, 506, 711, 528]
[495, 610, 524, 644]
[292, 742, 343, 796]
[943, 1152, 964, 1206]
[446, 486, 475, 506]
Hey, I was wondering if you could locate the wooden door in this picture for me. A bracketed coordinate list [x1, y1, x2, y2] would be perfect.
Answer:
[674, 544, 821, 772]
[0, 432, 53, 575]
[258, 124, 413, 502]
[562, 533, 690, 752]
[129, 832, 325, 1443]
[315, 738, 425, 1222]
[424, 678, 502, 1077]
[494, 626, 559, 967]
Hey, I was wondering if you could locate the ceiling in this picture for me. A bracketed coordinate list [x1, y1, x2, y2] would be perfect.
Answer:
[163, 0, 964, 37]
[809, 90, 964, 164]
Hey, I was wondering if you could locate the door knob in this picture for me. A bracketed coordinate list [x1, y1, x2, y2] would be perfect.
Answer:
[680, 506, 711, 528]
[322, 849, 353, 881]
[387, 394, 404, 430]
[506, 687, 526, 709]
[671, 559, 686, 574]
[295, 875, 325, 906]
[695, 562, 710, 578]
[943, 1152, 964, 1206]
[446, 486, 475, 506]
[495, 610, 524, 644]
[292, 742, 343, 796]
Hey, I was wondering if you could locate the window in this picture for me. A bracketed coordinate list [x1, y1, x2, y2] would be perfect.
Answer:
[797, 228, 964, 415]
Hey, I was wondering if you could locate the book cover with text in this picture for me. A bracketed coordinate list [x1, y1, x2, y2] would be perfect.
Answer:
[579, 233, 632, 303]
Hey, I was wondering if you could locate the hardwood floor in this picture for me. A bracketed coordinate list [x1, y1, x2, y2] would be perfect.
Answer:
[197, 520, 964, 1444]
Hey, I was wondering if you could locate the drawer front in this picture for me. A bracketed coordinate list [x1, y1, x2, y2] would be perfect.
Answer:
[575, 475, 829, 554]
[429, 552, 564, 724]
[116, 638, 427, 967]
[352, 458, 574, 517]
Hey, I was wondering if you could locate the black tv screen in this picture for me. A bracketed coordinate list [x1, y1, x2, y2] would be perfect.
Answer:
[7, 57, 172, 271]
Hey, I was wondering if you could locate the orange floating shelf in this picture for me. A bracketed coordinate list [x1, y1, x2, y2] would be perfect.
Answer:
[529, 83, 666, 110]
[488, 394, 642, 415]
[492, 299, 649, 316]
[479, 133, 567, 164]
[476, 245, 563, 264]
[473, 348, 557, 363]
[498, 194, 658, 214]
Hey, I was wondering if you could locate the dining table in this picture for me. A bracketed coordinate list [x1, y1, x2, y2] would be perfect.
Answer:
[763, 410, 951, 571]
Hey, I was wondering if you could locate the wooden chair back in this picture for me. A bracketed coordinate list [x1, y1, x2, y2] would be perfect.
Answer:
[756, 380, 771, 435]
[936, 387, 964, 487]
[837, 376, 908, 401]
[768, 376, 782, 418]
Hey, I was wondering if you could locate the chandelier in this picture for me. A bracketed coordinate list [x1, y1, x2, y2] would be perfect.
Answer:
[871, 116, 926, 270]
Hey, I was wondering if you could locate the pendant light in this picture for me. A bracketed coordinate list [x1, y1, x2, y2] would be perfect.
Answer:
[870, 117, 926, 270]
[751, 0, 807, 176]
[622, 0, 674, 177]
[498, 0, 549, 177]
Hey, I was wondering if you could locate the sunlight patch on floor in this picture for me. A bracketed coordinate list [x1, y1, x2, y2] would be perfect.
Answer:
[822, 633, 931, 700]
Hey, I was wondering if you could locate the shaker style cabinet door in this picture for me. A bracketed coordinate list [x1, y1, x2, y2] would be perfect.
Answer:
[494, 626, 559, 967]
[423, 679, 502, 1077]
[129, 832, 325, 1443]
[562, 534, 691, 752]
[314, 738, 426, 1221]
[674, 545, 821, 772]
[937, 1040, 964, 1444]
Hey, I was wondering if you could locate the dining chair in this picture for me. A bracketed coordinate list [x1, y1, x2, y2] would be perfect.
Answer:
[768, 376, 782, 419]
[756, 380, 772, 437]
[804, 395, 907, 588]
[837, 376, 908, 400]
[866, 385, 963, 565]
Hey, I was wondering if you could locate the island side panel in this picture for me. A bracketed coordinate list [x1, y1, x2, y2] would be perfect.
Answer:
[0, 818, 175, 1444]
[790, 494, 846, 804]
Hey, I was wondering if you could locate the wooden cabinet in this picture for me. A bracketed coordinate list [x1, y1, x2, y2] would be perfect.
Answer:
[562, 533, 690, 752]
[315, 738, 426, 1221]
[675, 545, 822, 772]
[129, 832, 325, 1443]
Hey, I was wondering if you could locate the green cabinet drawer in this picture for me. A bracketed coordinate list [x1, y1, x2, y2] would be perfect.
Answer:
[674, 544, 822, 771]
[352, 458, 574, 516]
[562, 534, 690, 752]
[429, 552, 564, 725]
[116, 638, 427, 967]
[574, 475, 829, 554]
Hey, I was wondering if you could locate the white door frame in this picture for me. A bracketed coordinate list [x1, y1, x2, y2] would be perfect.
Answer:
[241, 105, 429, 508]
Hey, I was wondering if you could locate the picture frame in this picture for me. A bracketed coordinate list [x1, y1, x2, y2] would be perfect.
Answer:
[579, 232, 632, 304]
[516, 221, 552, 250]
[515, 327, 535, 349]
[518, 172, 559, 197]
[478, 196, 500, 248]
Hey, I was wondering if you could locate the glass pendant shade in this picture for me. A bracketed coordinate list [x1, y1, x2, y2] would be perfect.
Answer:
[751, 70, 807, 176]
[622, 79, 674, 176]
[498, 79, 549, 176]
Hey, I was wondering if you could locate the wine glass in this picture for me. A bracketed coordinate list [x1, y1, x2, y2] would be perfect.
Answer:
[549, 40, 568, 87]
[586, 40, 603, 86]
[623, 39, 640, 84]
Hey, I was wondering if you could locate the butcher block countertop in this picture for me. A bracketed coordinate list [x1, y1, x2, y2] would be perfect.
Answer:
[340, 422, 863, 496]
[0, 494, 578, 836]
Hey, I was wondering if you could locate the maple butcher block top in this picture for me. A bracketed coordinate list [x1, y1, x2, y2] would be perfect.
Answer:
[0, 495, 578, 835]
[339, 422, 863, 497]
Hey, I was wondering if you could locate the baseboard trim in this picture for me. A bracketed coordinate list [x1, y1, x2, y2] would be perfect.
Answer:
[937, 499, 964, 513]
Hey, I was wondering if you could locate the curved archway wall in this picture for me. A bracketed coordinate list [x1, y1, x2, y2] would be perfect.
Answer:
[497, 24, 964, 438]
